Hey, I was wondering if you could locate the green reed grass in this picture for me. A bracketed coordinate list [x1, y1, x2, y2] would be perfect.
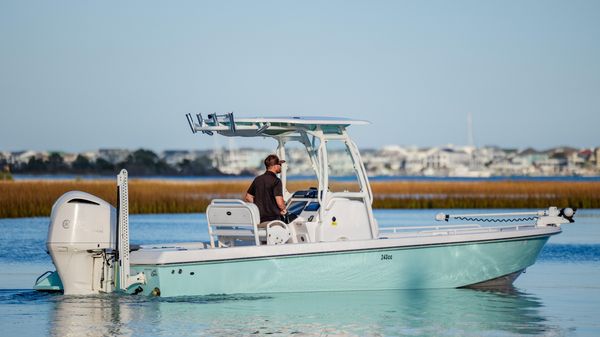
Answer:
[1, 179, 598, 218]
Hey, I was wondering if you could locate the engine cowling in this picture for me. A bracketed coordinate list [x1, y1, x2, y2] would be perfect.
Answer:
[47, 191, 116, 295]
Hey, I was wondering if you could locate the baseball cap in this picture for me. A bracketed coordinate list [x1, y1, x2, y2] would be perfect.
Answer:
[264, 154, 286, 168]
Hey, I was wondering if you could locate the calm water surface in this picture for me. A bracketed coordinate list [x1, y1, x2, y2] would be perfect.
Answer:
[0, 209, 599, 336]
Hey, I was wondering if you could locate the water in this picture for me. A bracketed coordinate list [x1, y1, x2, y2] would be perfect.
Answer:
[1, 209, 599, 336]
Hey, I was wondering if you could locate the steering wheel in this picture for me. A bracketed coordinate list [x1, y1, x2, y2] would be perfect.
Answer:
[282, 213, 297, 224]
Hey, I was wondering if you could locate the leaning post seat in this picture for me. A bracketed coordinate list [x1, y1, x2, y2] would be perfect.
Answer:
[206, 199, 293, 247]
[206, 199, 262, 247]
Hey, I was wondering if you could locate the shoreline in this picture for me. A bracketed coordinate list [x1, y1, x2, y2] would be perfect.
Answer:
[1, 180, 598, 218]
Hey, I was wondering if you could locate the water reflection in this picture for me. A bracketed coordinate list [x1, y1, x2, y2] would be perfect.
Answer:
[48, 295, 133, 337]
[45, 288, 563, 337]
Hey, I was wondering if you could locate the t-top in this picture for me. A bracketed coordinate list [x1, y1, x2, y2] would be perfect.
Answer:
[247, 171, 283, 222]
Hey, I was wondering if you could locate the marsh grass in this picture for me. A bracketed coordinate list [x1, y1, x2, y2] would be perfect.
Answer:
[1, 179, 598, 218]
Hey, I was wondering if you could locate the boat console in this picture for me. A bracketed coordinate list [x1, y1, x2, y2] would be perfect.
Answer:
[284, 188, 322, 243]
[285, 188, 320, 223]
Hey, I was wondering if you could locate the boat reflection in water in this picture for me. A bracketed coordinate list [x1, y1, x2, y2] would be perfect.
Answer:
[48, 287, 561, 336]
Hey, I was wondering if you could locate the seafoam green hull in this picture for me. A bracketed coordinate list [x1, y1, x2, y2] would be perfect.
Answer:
[129, 236, 549, 297]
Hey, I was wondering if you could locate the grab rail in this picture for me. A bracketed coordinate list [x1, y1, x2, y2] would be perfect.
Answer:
[378, 223, 539, 238]
[380, 224, 481, 233]
[211, 199, 247, 205]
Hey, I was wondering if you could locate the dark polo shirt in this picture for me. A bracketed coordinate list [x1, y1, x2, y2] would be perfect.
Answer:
[247, 171, 283, 222]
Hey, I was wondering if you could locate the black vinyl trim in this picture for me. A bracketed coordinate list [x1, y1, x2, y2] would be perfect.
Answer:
[67, 198, 100, 206]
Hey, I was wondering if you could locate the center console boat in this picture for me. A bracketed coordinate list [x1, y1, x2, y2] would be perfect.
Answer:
[34, 114, 575, 297]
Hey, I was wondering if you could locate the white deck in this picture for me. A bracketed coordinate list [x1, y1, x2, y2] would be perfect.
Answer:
[130, 224, 560, 266]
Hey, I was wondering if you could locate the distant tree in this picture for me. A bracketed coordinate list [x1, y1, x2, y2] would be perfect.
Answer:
[72, 155, 92, 173]
[176, 156, 220, 176]
[46, 152, 67, 173]
[24, 157, 47, 173]
[11, 149, 224, 176]
[176, 158, 193, 175]
[119, 149, 176, 175]
[94, 158, 115, 174]
[131, 149, 158, 166]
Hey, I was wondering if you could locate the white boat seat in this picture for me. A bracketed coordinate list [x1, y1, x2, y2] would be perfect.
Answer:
[206, 199, 291, 247]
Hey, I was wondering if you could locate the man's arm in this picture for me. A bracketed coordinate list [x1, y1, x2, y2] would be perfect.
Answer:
[275, 196, 287, 214]
[245, 180, 256, 203]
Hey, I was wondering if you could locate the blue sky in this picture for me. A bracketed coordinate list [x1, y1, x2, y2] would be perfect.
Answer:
[1, 1, 598, 152]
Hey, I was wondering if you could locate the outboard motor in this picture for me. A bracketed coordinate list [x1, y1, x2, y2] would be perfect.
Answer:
[47, 191, 117, 295]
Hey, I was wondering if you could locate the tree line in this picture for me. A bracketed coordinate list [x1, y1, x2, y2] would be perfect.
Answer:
[3, 149, 224, 176]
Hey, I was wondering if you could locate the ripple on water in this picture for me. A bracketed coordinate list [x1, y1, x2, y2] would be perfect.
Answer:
[539, 244, 600, 262]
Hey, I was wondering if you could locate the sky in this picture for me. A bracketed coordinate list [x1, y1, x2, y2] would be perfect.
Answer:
[0, 0, 599, 152]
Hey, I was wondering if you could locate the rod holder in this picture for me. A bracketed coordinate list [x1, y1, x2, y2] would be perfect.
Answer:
[185, 113, 197, 134]
[228, 112, 236, 132]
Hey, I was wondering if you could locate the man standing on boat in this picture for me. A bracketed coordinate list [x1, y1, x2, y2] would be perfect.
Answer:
[245, 155, 288, 227]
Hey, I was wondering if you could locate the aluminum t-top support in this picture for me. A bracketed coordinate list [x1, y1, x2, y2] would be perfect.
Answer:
[185, 113, 377, 238]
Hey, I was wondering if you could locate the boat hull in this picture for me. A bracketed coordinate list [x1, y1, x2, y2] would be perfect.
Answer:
[129, 235, 550, 297]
